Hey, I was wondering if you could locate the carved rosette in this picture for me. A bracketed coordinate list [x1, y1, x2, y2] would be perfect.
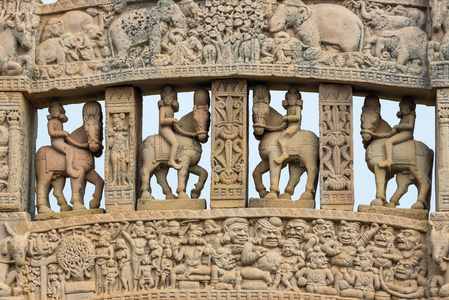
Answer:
[319, 84, 354, 210]
[211, 80, 248, 208]
[105, 86, 142, 212]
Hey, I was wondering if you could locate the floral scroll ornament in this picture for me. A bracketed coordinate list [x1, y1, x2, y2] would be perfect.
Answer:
[213, 96, 244, 185]
[321, 105, 352, 190]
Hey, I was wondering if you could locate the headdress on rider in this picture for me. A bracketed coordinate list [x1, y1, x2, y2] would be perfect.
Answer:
[283, 87, 302, 108]
[48, 100, 68, 122]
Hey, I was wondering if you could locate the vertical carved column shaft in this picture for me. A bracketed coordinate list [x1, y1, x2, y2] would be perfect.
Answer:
[0, 93, 36, 214]
[210, 80, 248, 208]
[436, 89, 449, 211]
[105, 86, 142, 212]
[319, 84, 354, 210]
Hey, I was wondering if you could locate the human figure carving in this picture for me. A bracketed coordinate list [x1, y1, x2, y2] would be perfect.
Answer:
[159, 86, 181, 170]
[211, 247, 242, 290]
[360, 94, 433, 209]
[115, 238, 132, 292]
[275, 88, 303, 165]
[240, 217, 283, 289]
[284, 219, 314, 252]
[109, 113, 129, 186]
[271, 239, 304, 291]
[296, 247, 338, 295]
[47, 101, 80, 179]
[212, 217, 249, 266]
[378, 97, 415, 170]
[121, 221, 147, 291]
[102, 258, 119, 294]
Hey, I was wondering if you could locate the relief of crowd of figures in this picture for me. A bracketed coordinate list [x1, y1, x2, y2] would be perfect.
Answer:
[0, 217, 435, 299]
[1, 0, 437, 81]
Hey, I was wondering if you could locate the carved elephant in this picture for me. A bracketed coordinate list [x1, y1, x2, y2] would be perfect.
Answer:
[35, 36, 75, 65]
[269, 1, 364, 52]
[109, 0, 186, 60]
[386, 5, 426, 28]
[40, 11, 95, 42]
[358, 1, 418, 32]
[373, 26, 427, 73]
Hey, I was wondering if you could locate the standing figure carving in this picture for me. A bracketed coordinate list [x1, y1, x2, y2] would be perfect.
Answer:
[35, 101, 104, 214]
[140, 87, 210, 200]
[252, 85, 318, 201]
[360, 95, 433, 209]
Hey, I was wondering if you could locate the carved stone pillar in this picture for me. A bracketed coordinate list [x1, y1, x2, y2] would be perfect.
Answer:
[318, 84, 354, 210]
[0, 93, 36, 215]
[105, 86, 142, 212]
[436, 89, 449, 211]
[210, 80, 248, 208]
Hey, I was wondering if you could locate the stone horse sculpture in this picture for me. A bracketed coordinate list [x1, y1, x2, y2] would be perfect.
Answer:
[0, 222, 30, 296]
[35, 101, 104, 214]
[252, 85, 319, 201]
[140, 88, 210, 200]
[360, 95, 433, 209]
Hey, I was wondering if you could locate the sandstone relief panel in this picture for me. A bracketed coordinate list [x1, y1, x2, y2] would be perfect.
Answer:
[26, 0, 430, 93]
[251, 84, 318, 208]
[35, 101, 104, 220]
[359, 94, 433, 218]
[138, 86, 210, 210]
[2, 210, 430, 299]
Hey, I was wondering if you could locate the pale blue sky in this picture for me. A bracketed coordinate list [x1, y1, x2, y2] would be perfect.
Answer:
[36, 91, 436, 211]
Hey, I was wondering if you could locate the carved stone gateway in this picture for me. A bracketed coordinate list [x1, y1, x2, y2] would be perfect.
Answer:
[0, 0, 448, 297]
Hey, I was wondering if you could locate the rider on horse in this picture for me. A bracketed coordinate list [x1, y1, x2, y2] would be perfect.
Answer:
[378, 97, 416, 170]
[159, 86, 182, 170]
[47, 101, 79, 178]
[275, 88, 303, 165]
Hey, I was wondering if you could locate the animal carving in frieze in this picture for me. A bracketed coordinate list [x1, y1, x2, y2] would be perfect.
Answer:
[0, 223, 30, 297]
[429, 0, 449, 61]
[252, 85, 319, 202]
[360, 95, 433, 210]
[0, 14, 34, 76]
[269, 0, 364, 54]
[35, 101, 104, 215]
[108, 0, 186, 64]
[372, 27, 428, 73]
[139, 87, 210, 200]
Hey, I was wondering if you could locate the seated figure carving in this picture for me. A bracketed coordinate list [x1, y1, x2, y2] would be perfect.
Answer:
[360, 95, 433, 210]
[140, 87, 210, 200]
[252, 84, 319, 202]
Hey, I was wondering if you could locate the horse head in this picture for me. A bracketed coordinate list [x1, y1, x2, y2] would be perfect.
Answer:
[82, 101, 103, 157]
[192, 88, 210, 143]
[5, 14, 33, 51]
[252, 84, 271, 137]
[360, 94, 382, 146]
[2, 222, 30, 269]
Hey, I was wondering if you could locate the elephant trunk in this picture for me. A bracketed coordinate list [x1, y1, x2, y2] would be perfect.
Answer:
[358, 1, 374, 20]
[269, 6, 286, 33]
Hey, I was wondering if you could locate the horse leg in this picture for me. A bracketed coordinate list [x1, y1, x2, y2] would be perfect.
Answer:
[301, 155, 319, 201]
[371, 165, 388, 206]
[253, 160, 270, 198]
[266, 152, 282, 199]
[409, 165, 431, 210]
[155, 166, 176, 199]
[189, 165, 208, 199]
[70, 173, 87, 211]
[387, 173, 411, 208]
[85, 170, 104, 209]
[35, 171, 53, 214]
[52, 176, 72, 211]
[176, 156, 192, 199]
[280, 163, 304, 200]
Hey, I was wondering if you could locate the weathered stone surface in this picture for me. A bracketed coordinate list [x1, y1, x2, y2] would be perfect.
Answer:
[0, 93, 36, 215]
[248, 198, 315, 209]
[35, 208, 105, 221]
[437, 89, 449, 212]
[319, 84, 354, 211]
[358, 205, 429, 220]
[35, 101, 104, 215]
[105, 86, 142, 212]
[210, 80, 248, 208]
[137, 199, 206, 210]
